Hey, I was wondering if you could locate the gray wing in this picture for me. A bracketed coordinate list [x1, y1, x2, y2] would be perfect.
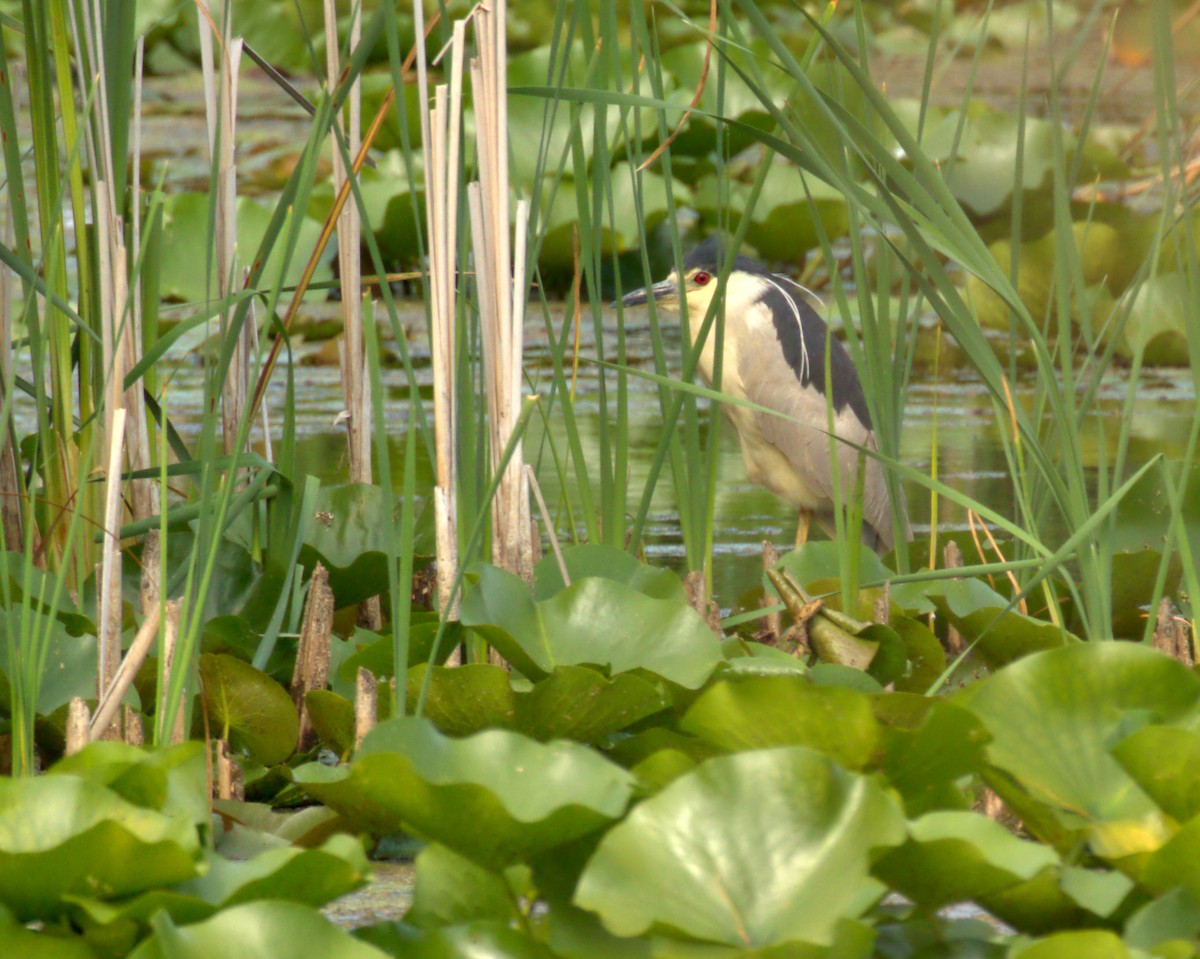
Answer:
[739, 322, 900, 552]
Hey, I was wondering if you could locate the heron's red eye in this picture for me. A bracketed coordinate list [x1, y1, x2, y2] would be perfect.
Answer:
[693, 271, 711, 286]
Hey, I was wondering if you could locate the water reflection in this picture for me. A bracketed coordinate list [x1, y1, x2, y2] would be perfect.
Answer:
[66, 305, 1197, 598]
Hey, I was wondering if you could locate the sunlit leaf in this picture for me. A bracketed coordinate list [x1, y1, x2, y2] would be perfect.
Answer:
[679, 675, 879, 770]
[127, 901, 386, 959]
[293, 717, 634, 868]
[575, 747, 905, 948]
[461, 566, 723, 688]
[199, 654, 299, 766]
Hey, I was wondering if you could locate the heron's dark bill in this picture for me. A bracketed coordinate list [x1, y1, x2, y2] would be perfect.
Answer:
[621, 277, 678, 307]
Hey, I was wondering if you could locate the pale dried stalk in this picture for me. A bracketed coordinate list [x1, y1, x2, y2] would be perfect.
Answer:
[418, 12, 466, 619]
[326, 0, 368, 482]
[355, 668, 377, 747]
[470, 1, 532, 582]
[66, 698, 91, 756]
[159, 599, 186, 744]
[90, 604, 162, 739]
[526, 465, 568, 587]
[97, 406, 127, 740]
[124, 37, 157, 528]
[292, 563, 334, 750]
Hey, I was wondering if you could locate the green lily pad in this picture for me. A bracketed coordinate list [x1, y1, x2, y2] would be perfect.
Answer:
[408, 663, 667, 744]
[199, 654, 299, 766]
[1113, 272, 1194, 365]
[575, 746, 905, 949]
[356, 920, 552, 959]
[875, 810, 1059, 910]
[127, 901, 386, 959]
[875, 696, 989, 815]
[49, 741, 209, 826]
[293, 717, 634, 868]
[534, 546, 684, 602]
[406, 843, 520, 929]
[929, 578, 1074, 669]
[0, 776, 202, 921]
[305, 690, 356, 758]
[0, 902, 97, 958]
[298, 484, 426, 609]
[957, 643, 1200, 856]
[159, 193, 329, 304]
[1113, 725, 1200, 824]
[460, 565, 723, 688]
[1007, 930, 1131, 959]
[679, 675, 879, 770]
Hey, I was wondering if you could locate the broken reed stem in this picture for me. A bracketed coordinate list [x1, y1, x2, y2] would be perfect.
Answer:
[326, 0, 368, 484]
[417, 8, 466, 620]
[90, 603, 163, 740]
[355, 668, 377, 747]
[526, 464, 569, 588]
[470, 0, 532, 584]
[159, 599, 186, 745]
[97, 406, 127, 740]
[292, 563, 334, 750]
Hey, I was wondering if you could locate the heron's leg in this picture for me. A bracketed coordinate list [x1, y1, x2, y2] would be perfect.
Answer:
[794, 509, 812, 549]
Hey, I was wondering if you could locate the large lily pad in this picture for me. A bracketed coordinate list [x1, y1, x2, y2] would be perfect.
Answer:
[408, 663, 669, 744]
[956, 643, 1200, 856]
[127, 901, 386, 959]
[0, 776, 202, 921]
[678, 675, 880, 770]
[293, 717, 634, 868]
[874, 811, 1059, 910]
[159, 193, 329, 304]
[49, 741, 209, 826]
[928, 578, 1074, 669]
[460, 565, 723, 688]
[1112, 725, 1200, 824]
[574, 746, 906, 949]
[199, 654, 298, 766]
[875, 696, 989, 815]
[533, 546, 684, 603]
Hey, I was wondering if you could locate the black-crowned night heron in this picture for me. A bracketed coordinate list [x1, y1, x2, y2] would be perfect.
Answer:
[622, 235, 909, 554]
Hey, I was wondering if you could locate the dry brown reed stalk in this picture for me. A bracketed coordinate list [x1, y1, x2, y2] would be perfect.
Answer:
[468, 0, 533, 583]
[97, 406, 127, 741]
[90, 603, 163, 740]
[325, 0, 380, 628]
[415, 4, 468, 619]
[159, 599, 186, 744]
[198, 3, 248, 459]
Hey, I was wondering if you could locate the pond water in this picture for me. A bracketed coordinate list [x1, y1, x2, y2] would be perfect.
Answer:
[135, 300, 1197, 606]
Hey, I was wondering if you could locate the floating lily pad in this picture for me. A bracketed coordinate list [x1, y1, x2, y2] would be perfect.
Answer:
[0, 775, 202, 921]
[460, 565, 723, 688]
[127, 901, 386, 959]
[159, 194, 330, 304]
[875, 696, 989, 815]
[305, 690, 356, 758]
[875, 810, 1059, 910]
[679, 675, 879, 770]
[199, 654, 298, 766]
[406, 843, 520, 929]
[957, 643, 1200, 857]
[1113, 725, 1200, 825]
[293, 717, 634, 868]
[928, 578, 1074, 669]
[574, 746, 906, 949]
[533, 546, 684, 602]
